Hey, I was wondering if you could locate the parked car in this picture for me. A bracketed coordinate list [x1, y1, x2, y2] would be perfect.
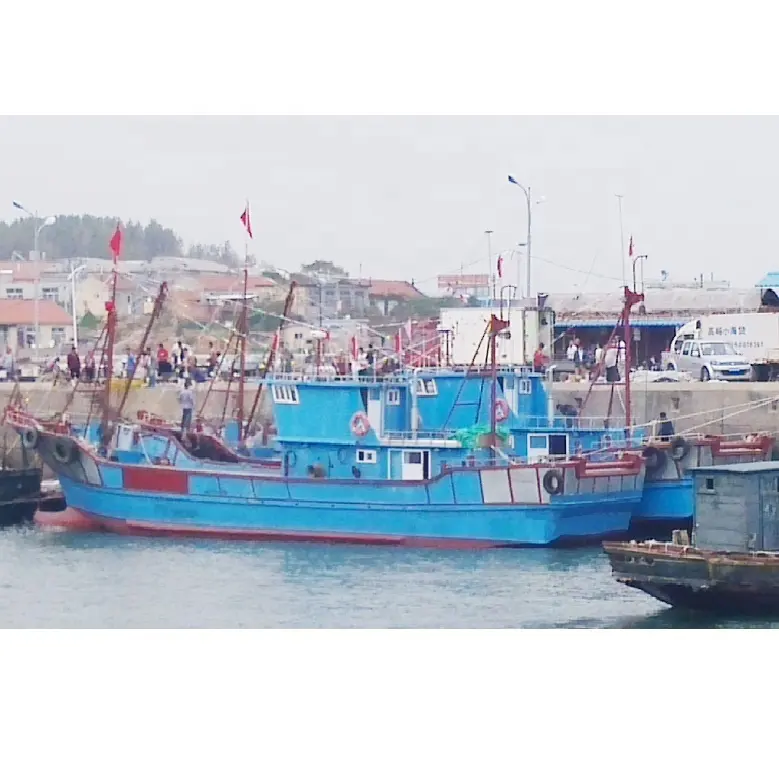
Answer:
[664, 337, 751, 381]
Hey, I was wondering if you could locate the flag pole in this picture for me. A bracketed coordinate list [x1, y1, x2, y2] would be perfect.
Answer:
[238, 200, 249, 440]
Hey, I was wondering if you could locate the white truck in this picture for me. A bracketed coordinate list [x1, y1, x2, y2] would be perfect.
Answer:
[662, 313, 779, 381]
[438, 305, 554, 367]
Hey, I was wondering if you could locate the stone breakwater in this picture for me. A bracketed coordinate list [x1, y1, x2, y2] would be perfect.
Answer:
[552, 381, 779, 437]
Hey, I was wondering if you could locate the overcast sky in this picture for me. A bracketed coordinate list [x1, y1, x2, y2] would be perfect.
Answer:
[1, 116, 776, 296]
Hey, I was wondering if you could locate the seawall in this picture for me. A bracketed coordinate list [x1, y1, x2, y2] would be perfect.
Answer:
[552, 381, 779, 437]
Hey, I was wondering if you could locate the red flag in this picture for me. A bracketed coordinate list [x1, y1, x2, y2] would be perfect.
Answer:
[497, 255, 504, 278]
[395, 330, 402, 354]
[628, 236, 634, 258]
[109, 224, 122, 262]
[240, 203, 253, 239]
[350, 336, 358, 360]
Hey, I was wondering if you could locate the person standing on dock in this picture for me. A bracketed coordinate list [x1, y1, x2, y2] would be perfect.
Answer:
[657, 412, 675, 442]
[178, 378, 195, 432]
[66, 346, 81, 382]
[533, 342, 548, 373]
[604, 340, 620, 383]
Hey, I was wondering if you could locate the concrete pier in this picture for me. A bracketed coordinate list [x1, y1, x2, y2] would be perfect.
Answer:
[552, 381, 779, 436]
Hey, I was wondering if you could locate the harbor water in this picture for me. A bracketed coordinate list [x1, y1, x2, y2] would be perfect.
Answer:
[2, 527, 778, 628]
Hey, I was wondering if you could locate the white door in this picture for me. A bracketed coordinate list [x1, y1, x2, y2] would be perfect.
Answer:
[527, 433, 549, 464]
[367, 387, 382, 435]
[402, 450, 425, 480]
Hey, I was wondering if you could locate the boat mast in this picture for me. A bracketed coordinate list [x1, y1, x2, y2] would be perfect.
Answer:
[489, 314, 498, 449]
[100, 266, 118, 446]
[115, 282, 168, 421]
[237, 265, 248, 440]
[246, 280, 297, 437]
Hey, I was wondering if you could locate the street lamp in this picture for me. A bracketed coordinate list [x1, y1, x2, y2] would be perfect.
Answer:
[68, 264, 87, 348]
[12, 202, 56, 359]
[507, 177, 545, 299]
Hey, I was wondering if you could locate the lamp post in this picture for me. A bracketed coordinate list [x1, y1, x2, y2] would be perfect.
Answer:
[507, 177, 544, 299]
[484, 230, 494, 301]
[68, 264, 87, 349]
[12, 202, 56, 359]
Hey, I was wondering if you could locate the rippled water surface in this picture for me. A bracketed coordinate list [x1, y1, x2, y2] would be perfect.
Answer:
[1, 527, 777, 628]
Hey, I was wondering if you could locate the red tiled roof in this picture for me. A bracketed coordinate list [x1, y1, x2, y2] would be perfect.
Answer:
[0, 299, 71, 326]
[368, 280, 424, 300]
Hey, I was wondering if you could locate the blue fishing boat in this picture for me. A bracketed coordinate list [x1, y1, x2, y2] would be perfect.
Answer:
[9, 315, 646, 548]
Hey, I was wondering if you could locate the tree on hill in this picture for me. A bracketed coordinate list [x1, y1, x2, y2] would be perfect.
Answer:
[0, 215, 183, 261]
[301, 260, 349, 281]
[389, 296, 465, 320]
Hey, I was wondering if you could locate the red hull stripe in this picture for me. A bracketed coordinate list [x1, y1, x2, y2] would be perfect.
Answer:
[123, 467, 189, 494]
[70, 508, 507, 549]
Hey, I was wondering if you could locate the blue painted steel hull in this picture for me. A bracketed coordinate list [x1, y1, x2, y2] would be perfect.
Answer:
[55, 473, 640, 548]
[635, 478, 693, 522]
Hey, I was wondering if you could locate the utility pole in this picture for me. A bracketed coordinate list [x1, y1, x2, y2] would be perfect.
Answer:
[485, 230, 494, 301]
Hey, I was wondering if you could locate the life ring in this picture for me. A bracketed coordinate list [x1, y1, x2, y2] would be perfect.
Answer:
[350, 411, 371, 438]
[52, 437, 77, 465]
[643, 445, 666, 474]
[21, 428, 38, 450]
[670, 436, 689, 461]
[494, 398, 510, 423]
[542, 469, 564, 496]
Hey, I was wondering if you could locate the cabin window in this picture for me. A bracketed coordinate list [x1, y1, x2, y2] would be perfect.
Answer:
[386, 389, 401, 406]
[529, 435, 546, 450]
[415, 378, 438, 396]
[704, 477, 715, 492]
[518, 379, 532, 395]
[356, 449, 377, 464]
[404, 451, 423, 465]
[272, 384, 300, 404]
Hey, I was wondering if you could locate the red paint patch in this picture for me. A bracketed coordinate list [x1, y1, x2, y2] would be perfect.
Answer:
[123, 467, 189, 494]
[35, 506, 103, 533]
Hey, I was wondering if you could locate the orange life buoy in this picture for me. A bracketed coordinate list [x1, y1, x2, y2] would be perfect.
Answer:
[350, 411, 371, 438]
[494, 398, 510, 423]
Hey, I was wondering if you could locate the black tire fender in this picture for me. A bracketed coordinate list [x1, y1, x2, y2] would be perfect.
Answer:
[542, 468, 564, 496]
[52, 437, 77, 465]
[21, 427, 38, 450]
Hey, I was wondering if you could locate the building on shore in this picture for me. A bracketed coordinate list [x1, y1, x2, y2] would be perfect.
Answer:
[0, 299, 73, 354]
[549, 285, 766, 366]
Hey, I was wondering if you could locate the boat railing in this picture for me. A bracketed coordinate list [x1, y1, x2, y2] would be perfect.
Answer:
[265, 365, 540, 384]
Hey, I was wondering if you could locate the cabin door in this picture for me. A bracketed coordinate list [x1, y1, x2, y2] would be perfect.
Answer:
[402, 450, 429, 480]
[548, 433, 568, 459]
[527, 433, 549, 464]
[367, 387, 382, 435]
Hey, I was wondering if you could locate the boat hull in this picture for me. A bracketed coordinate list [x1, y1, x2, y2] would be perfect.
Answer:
[630, 478, 693, 539]
[604, 541, 779, 616]
[56, 475, 640, 549]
